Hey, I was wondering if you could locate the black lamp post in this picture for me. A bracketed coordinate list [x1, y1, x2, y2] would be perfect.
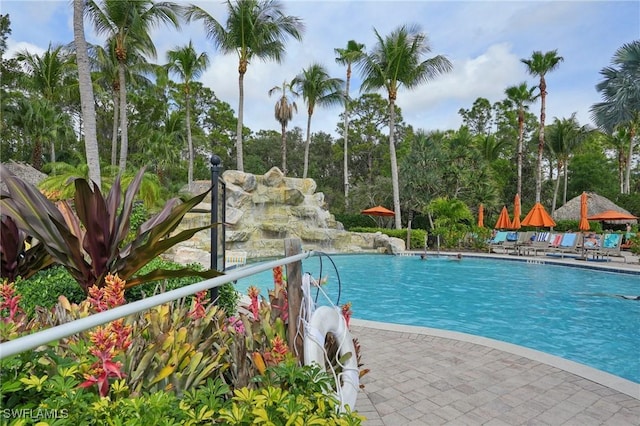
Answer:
[210, 154, 222, 302]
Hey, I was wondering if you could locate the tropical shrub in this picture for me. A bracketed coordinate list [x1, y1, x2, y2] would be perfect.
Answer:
[13, 258, 240, 319]
[221, 361, 364, 425]
[0, 165, 221, 293]
[39, 162, 165, 209]
[127, 257, 239, 314]
[0, 273, 365, 424]
[14, 266, 85, 316]
[333, 213, 377, 230]
[0, 215, 53, 282]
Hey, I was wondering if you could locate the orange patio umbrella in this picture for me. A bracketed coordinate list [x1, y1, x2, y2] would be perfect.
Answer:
[587, 210, 638, 221]
[478, 203, 484, 228]
[494, 206, 511, 229]
[521, 202, 556, 228]
[511, 193, 521, 230]
[361, 205, 395, 228]
[579, 192, 590, 231]
[360, 205, 395, 217]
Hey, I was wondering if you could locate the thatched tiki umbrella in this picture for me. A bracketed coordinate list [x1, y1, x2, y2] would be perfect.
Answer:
[554, 192, 638, 225]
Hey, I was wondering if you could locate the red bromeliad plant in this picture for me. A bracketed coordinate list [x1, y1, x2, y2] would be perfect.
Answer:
[247, 285, 261, 319]
[270, 266, 288, 322]
[0, 280, 29, 340]
[0, 165, 222, 293]
[78, 274, 132, 397]
[187, 290, 210, 320]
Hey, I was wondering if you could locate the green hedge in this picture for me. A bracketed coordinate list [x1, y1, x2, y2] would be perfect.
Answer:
[14, 258, 238, 317]
[334, 213, 376, 230]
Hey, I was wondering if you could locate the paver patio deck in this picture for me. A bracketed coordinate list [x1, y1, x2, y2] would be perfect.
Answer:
[350, 253, 640, 425]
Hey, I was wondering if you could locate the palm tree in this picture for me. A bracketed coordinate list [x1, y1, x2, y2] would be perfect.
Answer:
[11, 98, 73, 171]
[521, 49, 564, 203]
[546, 114, 589, 213]
[591, 40, 640, 194]
[74, 0, 101, 188]
[87, 0, 181, 172]
[504, 82, 537, 198]
[185, 0, 304, 172]
[91, 41, 154, 168]
[359, 24, 452, 229]
[14, 43, 75, 164]
[335, 40, 366, 208]
[268, 80, 298, 175]
[166, 40, 210, 191]
[292, 63, 343, 178]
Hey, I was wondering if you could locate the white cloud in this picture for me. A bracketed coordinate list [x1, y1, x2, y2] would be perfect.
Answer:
[6, 40, 46, 58]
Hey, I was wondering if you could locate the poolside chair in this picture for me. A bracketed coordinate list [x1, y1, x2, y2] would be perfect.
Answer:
[582, 233, 602, 251]
[513, 231, 536, 255]
[488, 231, 508, 253]
[524, 231, 551, 256]
[548, 233, 563, 249]
[501, 232, 519, 254]
[547, 233, 579, 258]
[596, 233, 626, 263]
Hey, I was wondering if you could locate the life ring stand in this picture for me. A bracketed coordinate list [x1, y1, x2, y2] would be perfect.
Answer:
[303, 305, 359, 412]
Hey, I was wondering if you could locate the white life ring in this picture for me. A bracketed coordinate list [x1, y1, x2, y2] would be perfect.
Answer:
[304, 305, 359, 412]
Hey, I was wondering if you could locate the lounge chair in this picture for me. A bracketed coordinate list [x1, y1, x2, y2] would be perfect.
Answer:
[523, 231, 551, 256]
[582, 233, 602, 252]
[596, 233, 626, 263]
[502, 232, 519, 254]
[513, 231, 536, 255]
[547, 233, 579, 258]
[548, 233, 563, 249]
[488, 231, 508, 253]
[580, 233, 602, 260]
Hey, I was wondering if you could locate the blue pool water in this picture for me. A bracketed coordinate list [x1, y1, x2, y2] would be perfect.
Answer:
[236, 254, 640, 383]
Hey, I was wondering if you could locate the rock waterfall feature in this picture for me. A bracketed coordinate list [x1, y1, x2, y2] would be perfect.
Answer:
[168, 167, 404, 266]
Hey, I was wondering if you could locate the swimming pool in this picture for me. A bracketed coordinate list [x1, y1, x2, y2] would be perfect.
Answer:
[235, 254, 640, 383]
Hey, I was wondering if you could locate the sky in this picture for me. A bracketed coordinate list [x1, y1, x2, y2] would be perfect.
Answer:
[3, 0, 639, 139]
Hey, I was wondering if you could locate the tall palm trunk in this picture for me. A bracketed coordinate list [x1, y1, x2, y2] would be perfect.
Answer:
[186, 90, 193, 191]
[388, 99, 401, 230]
[343, 64, 352, 208]
[50, 142, 56, 164]
[111, 91, 119, 167]
[516, 108, 524, 197]
[535, 77, 547, 203]
[32, 139, 43, 171]
[74, 0, 101, 188]
[551, 160, 561, 214]
[236, 69, 245, 172]
[625, 126, 635, 194]
[118, 64, 128, 172]
[563, 161, 569, 205]
[303, 112, 312, 178]
[280, 122, 287, 175]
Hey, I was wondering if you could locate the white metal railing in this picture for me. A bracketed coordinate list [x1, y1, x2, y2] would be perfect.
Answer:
[0, 251, 313, 360]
